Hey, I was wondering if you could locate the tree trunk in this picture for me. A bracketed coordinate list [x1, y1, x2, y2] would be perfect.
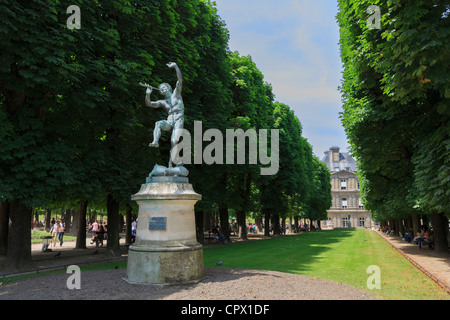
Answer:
[195, 209, 205, 245]
[119, 215, 125, 234]
[422, 215, 429, 228]
[430, 213, 449, 253]
[272, 214, 281, 235]
[6, 199, 33, 272]
[236, 209, 248, 240]
[238, 173, 251, 240]
[218, 202, 231, 243]
[64, 208, 71, 234]
[0, 201, 10, 256]
[75, 201, 88, 249]
[396, 219, 403, 237]
[70, 208, 79, 236]
[203, 211, 212, 233]
[389, 220, 396, 235]
[411, 213, 420, 236]
[125, 204, 132, 246]
[45, 209, 51, 231]
[264, 210, 271, 237]
[443, 214, 449, 243]
[106, 194, 121, 257]
[406, 215, 413, 234]
[255, 216, 263, 233]
[294, 216, 299, 233]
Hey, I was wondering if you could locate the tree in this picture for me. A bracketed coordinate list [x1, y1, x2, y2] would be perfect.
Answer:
[0, 0, 90, 270]
[305, 157, 332, 229]
[337, 0, 449, 251]
[224, 52, 275, 240]
[0, 0, 236, 269]
[259, 102, 314, 235]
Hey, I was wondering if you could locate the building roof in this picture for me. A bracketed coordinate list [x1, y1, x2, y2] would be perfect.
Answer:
[321, 147, 357, 172]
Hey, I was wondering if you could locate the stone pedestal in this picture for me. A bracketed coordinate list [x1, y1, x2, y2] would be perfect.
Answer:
[125, 179, 203, 285]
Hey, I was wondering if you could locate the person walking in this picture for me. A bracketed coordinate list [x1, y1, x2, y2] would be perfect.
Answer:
[91, 220, 99, 233]
[50, 221, 60, 248]
[58, 218, 65, 246]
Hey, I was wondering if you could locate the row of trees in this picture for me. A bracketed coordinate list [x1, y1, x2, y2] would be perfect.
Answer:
[0, 0, 331, 272]
[337, 0, 449, 252]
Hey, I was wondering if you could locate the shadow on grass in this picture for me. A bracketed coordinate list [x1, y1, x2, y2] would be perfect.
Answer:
[203, 229, 356, 274]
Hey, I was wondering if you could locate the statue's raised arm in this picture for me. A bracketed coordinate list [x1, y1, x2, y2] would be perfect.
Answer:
[167, 62, 183, 95]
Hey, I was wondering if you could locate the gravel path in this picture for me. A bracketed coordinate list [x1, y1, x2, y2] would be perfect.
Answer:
[0, 267, 374, 300]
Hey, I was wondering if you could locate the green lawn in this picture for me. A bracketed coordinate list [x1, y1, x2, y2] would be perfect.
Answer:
[203, 229, 449, 300]
[31, 230, 76, 243]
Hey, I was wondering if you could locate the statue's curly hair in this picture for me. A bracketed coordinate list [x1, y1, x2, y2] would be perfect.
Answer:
[159, 83, 172, 93]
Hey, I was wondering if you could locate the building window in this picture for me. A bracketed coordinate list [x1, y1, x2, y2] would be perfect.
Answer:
[342, 217, 348, 227]
[334, 167, 340, 171]
[341, 179, 347, 190]
[359, 218, 365, 227]
[342, 198, 348, 209]
[359, 198, 364, 209]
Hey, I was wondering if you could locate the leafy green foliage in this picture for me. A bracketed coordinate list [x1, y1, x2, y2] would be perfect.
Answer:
[338, 0, 449, 223]
[0, 1, 330, 254]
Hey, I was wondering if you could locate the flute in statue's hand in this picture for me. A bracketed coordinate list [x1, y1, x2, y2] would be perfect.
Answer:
[139, 82, 160, 94]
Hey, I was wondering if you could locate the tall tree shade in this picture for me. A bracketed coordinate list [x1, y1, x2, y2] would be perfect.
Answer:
[338, 0, 449, 252]
[259, 103, 314, 236]
[178, 2, 234, 244]
[305, 157, 332, 227]
[224, 52, 275, 240]
[0, 0, 91, 269]
[0, 202, 9, 256]
[0, 0, 237, 270]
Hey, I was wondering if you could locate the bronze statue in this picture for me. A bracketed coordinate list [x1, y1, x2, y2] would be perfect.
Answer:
[140, 62, 188, 177]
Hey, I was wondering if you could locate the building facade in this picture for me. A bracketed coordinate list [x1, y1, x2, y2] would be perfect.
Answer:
[320, 146, 373, 229]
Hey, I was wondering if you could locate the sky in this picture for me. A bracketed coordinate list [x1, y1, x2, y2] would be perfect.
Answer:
[214, 0, 349, 158]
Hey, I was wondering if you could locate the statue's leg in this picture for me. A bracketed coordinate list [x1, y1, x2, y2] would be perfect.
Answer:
[169, 121, 184, 168]
[150, 120, 170, 147]
[149, 122, 161, 147]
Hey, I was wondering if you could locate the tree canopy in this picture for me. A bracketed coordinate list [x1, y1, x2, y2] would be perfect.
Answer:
[337, 0, 449, 252]
[0, 0, 332, 271]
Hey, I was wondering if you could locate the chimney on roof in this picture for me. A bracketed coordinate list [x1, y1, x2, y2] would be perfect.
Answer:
[330, 146, 340, 163]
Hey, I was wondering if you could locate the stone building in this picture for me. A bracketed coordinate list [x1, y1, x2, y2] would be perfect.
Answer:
[320, 146, 373, 229]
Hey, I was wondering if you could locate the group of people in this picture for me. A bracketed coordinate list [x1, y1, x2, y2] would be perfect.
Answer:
[88, 218, 137, 246]
[49, 218, 65, 247]
[248, 223, 258, 234]
[212, 226, 226, 244]
[46, 217, 139, 248]
[404, 226, 433, 249]
[89, 220, 107, 246]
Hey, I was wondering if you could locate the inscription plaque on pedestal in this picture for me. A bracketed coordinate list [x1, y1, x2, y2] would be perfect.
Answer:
[149, 217, 167, 231]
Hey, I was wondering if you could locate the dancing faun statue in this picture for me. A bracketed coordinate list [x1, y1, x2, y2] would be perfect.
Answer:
[140, 62, 188, 178]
